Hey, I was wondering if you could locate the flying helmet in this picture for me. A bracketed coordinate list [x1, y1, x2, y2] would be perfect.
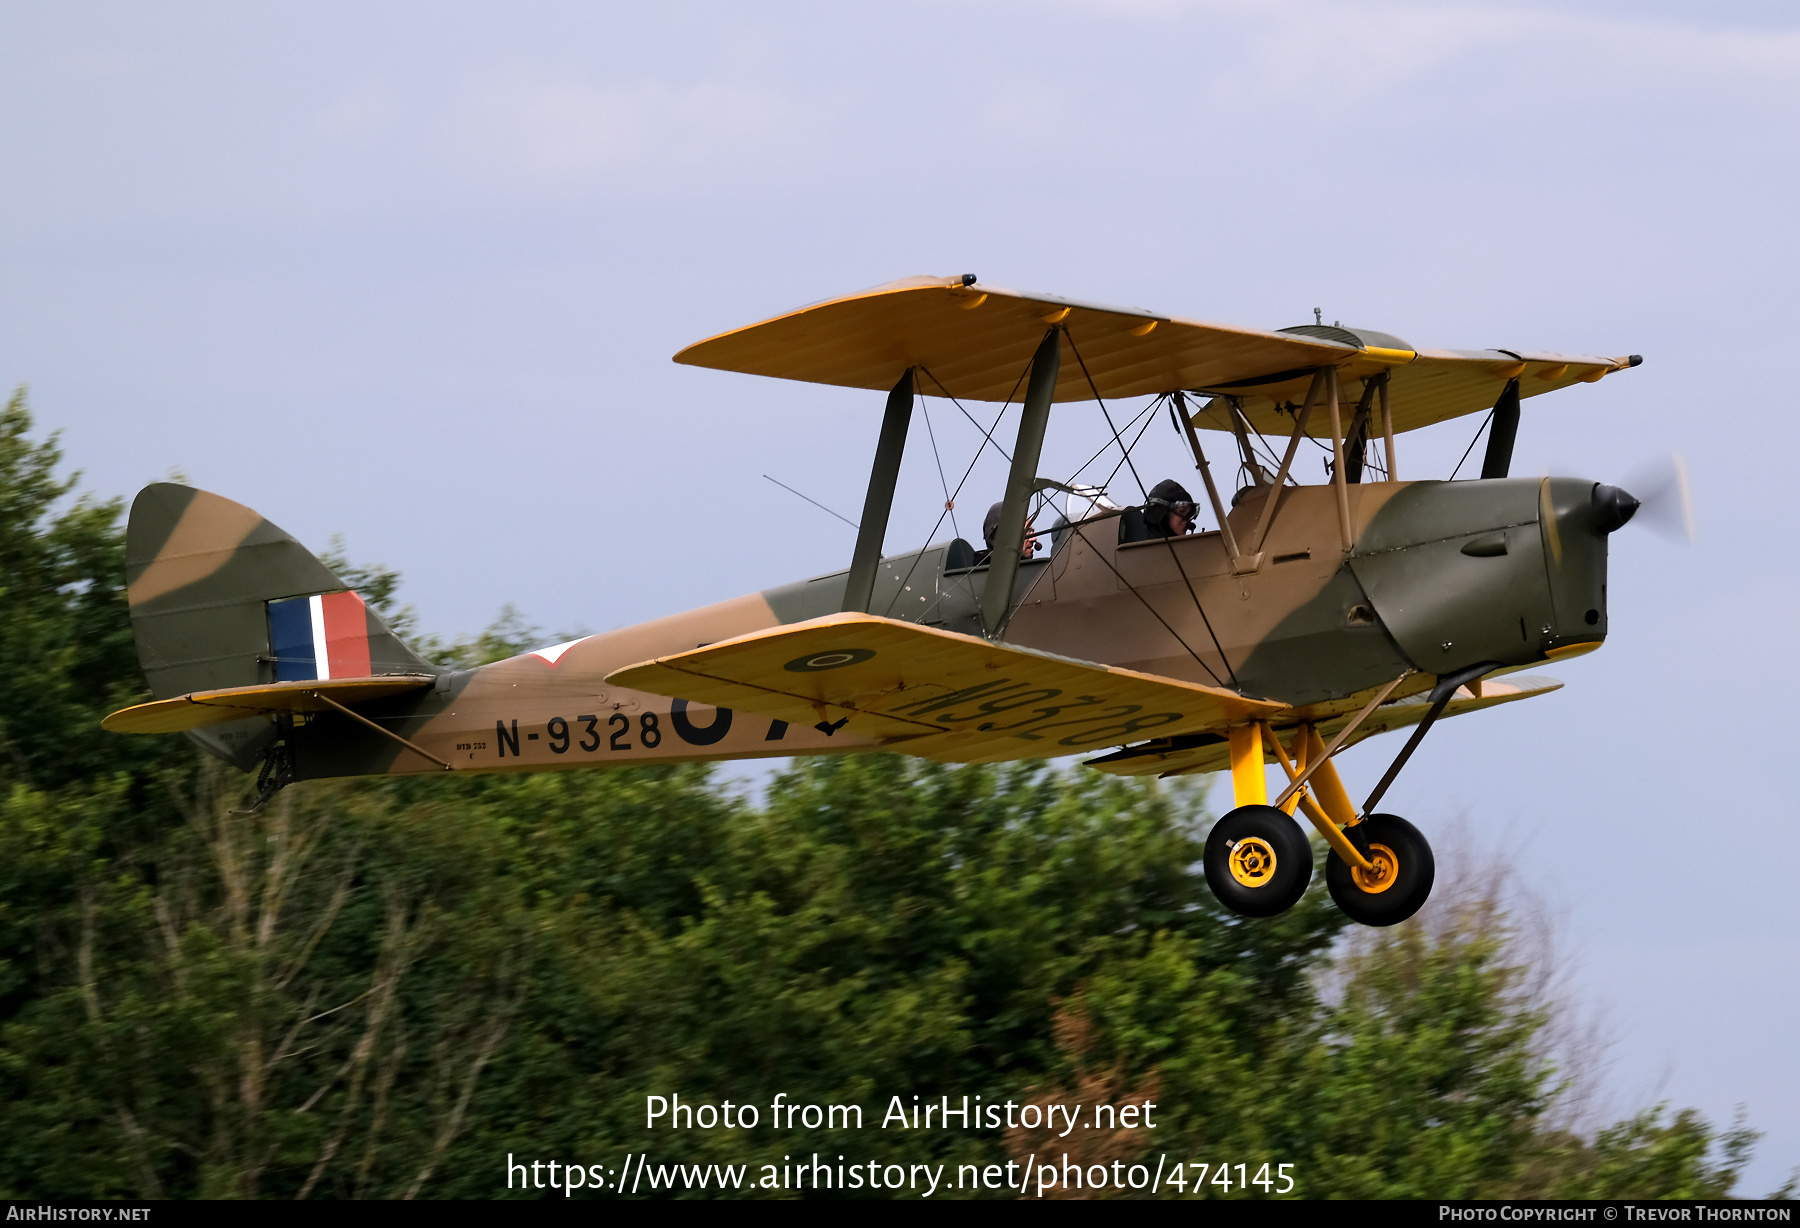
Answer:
[1144, 479, 1197, 532]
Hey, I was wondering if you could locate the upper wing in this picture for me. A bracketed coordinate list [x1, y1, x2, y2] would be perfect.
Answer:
[605, 612, 1285, 764]
[1187, 348, 1629, 440]
[672, 275, 1634, 435]
[102, 674, 437, 733]
[1085, 674, 1563, 778]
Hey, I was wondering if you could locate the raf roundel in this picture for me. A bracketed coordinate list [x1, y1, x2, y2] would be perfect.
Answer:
[785, 649, 877, 673]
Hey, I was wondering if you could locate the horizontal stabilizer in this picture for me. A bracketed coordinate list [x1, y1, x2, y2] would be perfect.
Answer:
[102, 674, 437, 734]
[605, 613, 1284, 763]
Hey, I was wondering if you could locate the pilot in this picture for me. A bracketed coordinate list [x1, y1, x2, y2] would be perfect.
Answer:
[1143, 479, 1198, 537]
[982, 500, 1041, 563]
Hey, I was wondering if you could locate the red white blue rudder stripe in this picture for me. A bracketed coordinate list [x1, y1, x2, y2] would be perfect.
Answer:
[267, 591, 374, 681]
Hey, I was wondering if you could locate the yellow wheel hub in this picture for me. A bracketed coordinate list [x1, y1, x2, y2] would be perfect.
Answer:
[1228, 837, 1278, 888]
[1351, 843, 1400, 894]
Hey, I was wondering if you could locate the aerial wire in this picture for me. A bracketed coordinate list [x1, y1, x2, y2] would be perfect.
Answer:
[763, 474, 858, 529]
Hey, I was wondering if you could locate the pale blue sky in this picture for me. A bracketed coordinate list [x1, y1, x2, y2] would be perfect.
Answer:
[4, 0, 1796, 1192]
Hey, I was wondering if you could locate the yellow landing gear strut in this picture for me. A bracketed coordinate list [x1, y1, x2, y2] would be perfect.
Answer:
[1229, 720, 1376, 875]
[1259, 721, 1379, 876]
[1226, 670, 1414, 876]
[1216, 668, 1438, 927]
[1211, 670, 1439, 926]
[1206, 724, 1314, 917]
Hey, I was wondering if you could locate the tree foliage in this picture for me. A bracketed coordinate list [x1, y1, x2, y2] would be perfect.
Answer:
[0, 391, 1781, 1199]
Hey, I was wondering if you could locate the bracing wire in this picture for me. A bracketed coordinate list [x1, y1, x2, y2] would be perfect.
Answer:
[1249, 407, 1300, 482]
[1448, 410, 1494, 482]
[1064, 517, 1226, 687]
[918, 397, 959, 541]
[1147, 515, 1238, 689]
[886, 356, 1037, 620]
[1061, 398, 1158, 492]
[1065, 331, 1148, 501]
[921, 366, 1018, 467]
[1101, 405, 1160, 492]
[1195, 398, 1291, 489]
[1061, 333, 1237, 688]
[884, 347, 1244, 685]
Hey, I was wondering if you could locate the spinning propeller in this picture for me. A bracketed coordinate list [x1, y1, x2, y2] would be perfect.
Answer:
[1539, 453, 1694, 565]
[1619, 452, 1697, 542]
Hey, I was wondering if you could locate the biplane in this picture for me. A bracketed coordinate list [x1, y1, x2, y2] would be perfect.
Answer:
[104, 274, 1648, 926]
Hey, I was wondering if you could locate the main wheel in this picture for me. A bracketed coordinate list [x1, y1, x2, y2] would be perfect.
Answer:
[1325, 813, 1435, 927]
[1204, 805, 1313, 918]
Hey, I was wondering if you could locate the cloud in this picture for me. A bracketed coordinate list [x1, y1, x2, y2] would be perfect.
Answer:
[440, 70, 811, 197]
[1038, 0, 1800, 102]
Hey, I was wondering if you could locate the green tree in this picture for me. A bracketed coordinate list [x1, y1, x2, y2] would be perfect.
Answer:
[0, 390, 174, 790]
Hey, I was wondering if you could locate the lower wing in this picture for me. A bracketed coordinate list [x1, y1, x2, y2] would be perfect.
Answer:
[1085, 674, 1563, 778]
[605, 612, 1285, 764]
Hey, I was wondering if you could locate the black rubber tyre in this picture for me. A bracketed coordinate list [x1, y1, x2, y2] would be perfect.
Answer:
[1326, 813, 1435, 927]
[1204, 805, 1313, 918]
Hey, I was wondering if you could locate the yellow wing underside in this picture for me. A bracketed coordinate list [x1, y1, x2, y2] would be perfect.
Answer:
[674, 275, 1633, 438]
[1084, 675, 1564, 778]
[606, 613, 1286, 765]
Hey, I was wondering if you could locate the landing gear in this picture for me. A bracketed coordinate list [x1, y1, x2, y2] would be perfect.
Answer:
[1204, 805, 1313, 918]
[1325, 813, 1434, 927]
[1206, 692, 1454, 926]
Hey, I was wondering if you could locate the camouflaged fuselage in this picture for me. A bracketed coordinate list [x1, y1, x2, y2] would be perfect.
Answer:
[118, 474, 1610, 782]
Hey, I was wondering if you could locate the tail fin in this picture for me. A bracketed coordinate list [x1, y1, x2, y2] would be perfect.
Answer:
[125, 483, 432, 767]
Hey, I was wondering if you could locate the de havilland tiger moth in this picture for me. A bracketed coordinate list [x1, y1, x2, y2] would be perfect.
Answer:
[103, 274, 1654, 926]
